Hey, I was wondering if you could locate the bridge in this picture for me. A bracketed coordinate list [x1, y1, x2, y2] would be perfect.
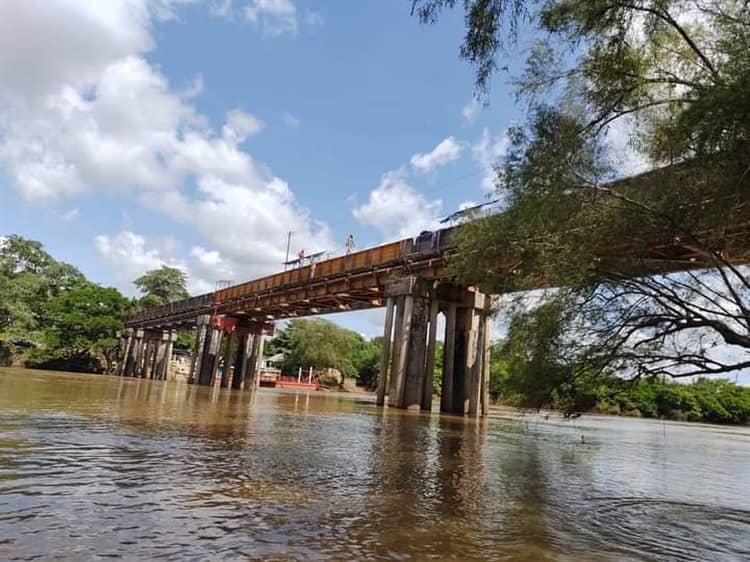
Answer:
[119, 226, 501, 416]
[119, 162, 750, 417]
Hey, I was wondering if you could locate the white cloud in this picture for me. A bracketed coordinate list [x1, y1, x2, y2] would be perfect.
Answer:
[472, 127, 509, 193]
[282, 111, 301, 128]
[59, 208, 80, 222]
[95, 230, 188, 293]
[0, 1, 334, 292]
[243, 0, 320, 36]
[352, 168, 442, 239]
[222, 109, 263, 143]
[461, 99, 480, 124]
[410, 136, 464, 174]
[210, 0, 234, 18]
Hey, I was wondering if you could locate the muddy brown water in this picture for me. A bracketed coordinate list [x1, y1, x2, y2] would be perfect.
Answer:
[1, 368, 749, 561]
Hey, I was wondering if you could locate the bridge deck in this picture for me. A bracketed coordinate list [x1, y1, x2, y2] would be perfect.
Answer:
[125, 230, 455, 329]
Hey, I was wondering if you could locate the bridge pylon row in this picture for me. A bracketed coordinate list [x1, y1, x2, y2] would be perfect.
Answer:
[188, 315, 275, 389]
[119, 328, 177, 380]
[377, 277, 494, 416]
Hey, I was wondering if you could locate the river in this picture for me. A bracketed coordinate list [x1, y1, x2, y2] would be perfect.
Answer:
[0, 368, 749, 561]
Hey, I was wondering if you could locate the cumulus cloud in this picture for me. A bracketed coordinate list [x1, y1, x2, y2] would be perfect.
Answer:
[244, 0, 321, 36]
[95, 230, 187, 292]
[222, 109, 264, 143]
[410, 136, 464, 174]
[352, 168, 442, 239]
[0, 1, 334, 292]
[461, 99, 480, 124]
[472, 127, 509, 193]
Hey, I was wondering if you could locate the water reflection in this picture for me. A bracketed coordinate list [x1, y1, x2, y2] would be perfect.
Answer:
[1, 368, 749, 561]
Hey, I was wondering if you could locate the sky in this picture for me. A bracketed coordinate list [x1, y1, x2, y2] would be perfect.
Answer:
[0, 0, 529, 336]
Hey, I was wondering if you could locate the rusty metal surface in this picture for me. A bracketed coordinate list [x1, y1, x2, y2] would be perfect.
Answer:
[125, 229, 457, 329]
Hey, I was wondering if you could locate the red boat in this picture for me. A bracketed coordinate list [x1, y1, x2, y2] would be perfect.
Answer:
[259, 370, 320, 391]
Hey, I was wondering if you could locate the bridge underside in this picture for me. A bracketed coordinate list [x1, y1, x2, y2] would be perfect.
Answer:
[118, 273, 494, 417]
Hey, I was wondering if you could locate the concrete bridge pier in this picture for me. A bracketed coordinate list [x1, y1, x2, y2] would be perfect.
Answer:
[441, 292, 492, 416]
[188, 315, 210, 384]
[242, 326, 268, 391]
[152, 331, 176, 381]
[377, 277, 493, 416]
[189, 316, 273, 388]
[120, 328, 137, 376]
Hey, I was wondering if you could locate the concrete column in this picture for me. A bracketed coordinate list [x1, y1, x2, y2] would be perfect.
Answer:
[390, 295, 414, 408]
[402, 297, 428, 409]
[451, 307, 469, 414]
[422, 299, 439, 411]
[481, 312, 492, 416]
[119, 330, 132, 376]
[440, 303, 456, 414]
[134, 330, 145, 377]
[376, 296, 396, 406]
[220, 332, 235, 388]
[243, 333, 261, 390]
[210, 330, 224, 386]
[468, 309, 482, 416]
[253, 335, 265, 390]
[123, 328, 137, 377]
[189, 316, 210, 384]
[230, 333, 248, 389]
[164, 331, 177, 381]
[148, 339, 159, 379]
[388, 297, 405, 401]
[142, 339, 153, 378]
[154, 332, 169, 381]
[198, 328, 220, 386]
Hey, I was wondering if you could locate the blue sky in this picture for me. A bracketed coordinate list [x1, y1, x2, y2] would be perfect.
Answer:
[0, 0, 527, 336]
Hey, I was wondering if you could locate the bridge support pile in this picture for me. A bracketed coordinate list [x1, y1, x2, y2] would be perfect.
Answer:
[188, 315, 273, 389]
[119, 328, 177, 380]
[376, 276, 493, 417]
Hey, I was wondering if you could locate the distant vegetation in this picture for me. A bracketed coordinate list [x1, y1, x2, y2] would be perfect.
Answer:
[265, 318, 381, 388]
[487, 302, 750, 425]
[0, 235, 189, 372]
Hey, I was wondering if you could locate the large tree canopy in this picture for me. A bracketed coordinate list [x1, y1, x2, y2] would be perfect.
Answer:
[134, 265, 189, 307]
[1, 235, 129, 372]
[415, 1, 750, 381]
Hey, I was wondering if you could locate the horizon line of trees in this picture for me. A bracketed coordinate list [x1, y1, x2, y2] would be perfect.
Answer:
[0, 235, 191, 372]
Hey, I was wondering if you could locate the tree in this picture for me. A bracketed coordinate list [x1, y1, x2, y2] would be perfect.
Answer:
[0, 235, 86, 338]
[30, 283, 129, 373]
[267, 319, 384, 387]
[416, 1, 750, 380]
[278, 319, 357, 382]
[134, 266, 189, 307]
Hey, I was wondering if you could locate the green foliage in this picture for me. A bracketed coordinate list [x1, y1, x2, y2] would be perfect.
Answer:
[420, 0, 750, 382]
[352, 336, 382, 390]
[29, 284, 129, 373]
[265, 319, 386, 389]
[0, 236, 86, 338]
[488, 298, 579, 410]
[489, 303, 750, 424]
[1, 235, 129, 373]
[134, 266, 189, 306]
[273, 319, 355, 381]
